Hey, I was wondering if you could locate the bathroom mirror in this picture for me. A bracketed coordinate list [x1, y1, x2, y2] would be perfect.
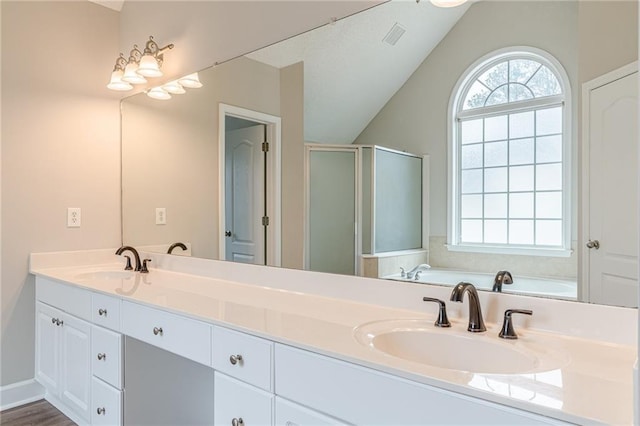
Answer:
[121, 0, 638, 307]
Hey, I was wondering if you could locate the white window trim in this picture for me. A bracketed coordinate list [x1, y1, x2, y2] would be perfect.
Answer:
[447, 46, 572, 257]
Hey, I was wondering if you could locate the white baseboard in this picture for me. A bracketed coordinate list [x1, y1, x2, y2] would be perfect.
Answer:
[0, 379, 45, 411]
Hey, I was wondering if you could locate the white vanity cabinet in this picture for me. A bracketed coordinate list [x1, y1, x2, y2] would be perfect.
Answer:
[35, 301, 92, 423]
[274, 344, 569, 425]
[214, 372, 274, 426]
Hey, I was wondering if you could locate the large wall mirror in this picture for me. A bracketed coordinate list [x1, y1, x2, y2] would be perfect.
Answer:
[121, 0, 639, 308]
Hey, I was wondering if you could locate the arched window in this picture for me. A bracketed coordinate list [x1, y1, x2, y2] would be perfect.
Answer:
[448, 47, 571, 255]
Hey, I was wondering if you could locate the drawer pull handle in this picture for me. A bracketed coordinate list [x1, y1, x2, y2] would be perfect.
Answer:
[232, 417, 244, 426]
[229, 354, 243, 365]
[98, 308, 108, 316]
[97, 353, 106, 361]
[97, 407, 106, 415]
[153, 327, 163, 336]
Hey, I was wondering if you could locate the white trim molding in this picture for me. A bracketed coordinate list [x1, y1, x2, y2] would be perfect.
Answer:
[0, 379, 45, 411]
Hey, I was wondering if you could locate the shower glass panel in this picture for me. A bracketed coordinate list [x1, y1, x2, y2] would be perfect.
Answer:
[308, 150, 357, 275]
[374, 149, 422, 253]
[361, 147, 373, 255]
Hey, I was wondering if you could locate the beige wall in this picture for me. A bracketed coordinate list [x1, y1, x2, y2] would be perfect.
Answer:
[1, 1, 121, 385]
[280, 62, 306, 269]
[122, 57, 281, 259]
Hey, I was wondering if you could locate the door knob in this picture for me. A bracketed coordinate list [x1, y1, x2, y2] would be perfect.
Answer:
[225, 231, 232, 237]
[586, 240, 600, 249]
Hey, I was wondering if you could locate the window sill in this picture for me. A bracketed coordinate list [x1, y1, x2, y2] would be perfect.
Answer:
[445, 244, 573, 258]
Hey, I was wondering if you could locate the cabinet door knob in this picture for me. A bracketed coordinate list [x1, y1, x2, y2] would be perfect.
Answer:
[98, 308, 108, 316]
[153, 327, 163, 336]
[231, 417, 244, 426]
[97, 353, 106, 361]
[229, 354, 243, 365]
[96, 407, 106, 415]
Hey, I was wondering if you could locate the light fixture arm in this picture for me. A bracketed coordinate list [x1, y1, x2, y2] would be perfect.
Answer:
[143, 36, 174, 58]
[127, 45, 143, 64]
[112, 53, 128, 71]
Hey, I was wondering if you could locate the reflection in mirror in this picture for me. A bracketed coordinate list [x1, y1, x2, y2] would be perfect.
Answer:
[121, 0, 638, 307]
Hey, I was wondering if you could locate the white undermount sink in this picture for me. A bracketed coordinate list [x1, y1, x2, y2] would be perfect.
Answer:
[354, 319, 568, 375]
[74, 269, 135, 281]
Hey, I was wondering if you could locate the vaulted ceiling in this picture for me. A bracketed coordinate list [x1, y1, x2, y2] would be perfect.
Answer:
[246, 1, 470, 144]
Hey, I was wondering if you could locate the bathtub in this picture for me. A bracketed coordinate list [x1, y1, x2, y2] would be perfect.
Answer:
[384, 268, 577, 300]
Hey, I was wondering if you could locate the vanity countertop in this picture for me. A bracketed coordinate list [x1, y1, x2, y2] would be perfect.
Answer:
[30, 255, 637, 425]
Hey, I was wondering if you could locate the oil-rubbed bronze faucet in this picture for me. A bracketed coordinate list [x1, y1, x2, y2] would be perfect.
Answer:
[450, 282, 486, 332]
[116, 246, 141, 271]
[492, 270, 513, 292]
[167, 242, 187, 254]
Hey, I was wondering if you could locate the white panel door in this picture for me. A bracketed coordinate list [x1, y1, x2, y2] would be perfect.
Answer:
[59, 312, 92, 422]
[35, 302, 61, 395]
[588, 70, 638, 307]
[225, 125, 265, 265]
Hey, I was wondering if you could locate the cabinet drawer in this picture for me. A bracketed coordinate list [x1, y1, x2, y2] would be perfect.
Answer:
[92, 377, 122, 426]
[275, 397, 347, 426]
[92, 293, 121, 331]
[121, 301, 212, 366]
[92, 326, 123, 389]
[212, 326, 273, 392]
[36, 277, 91, 321]
[275, 344, 568, 425]
[214, 372, 273, 426]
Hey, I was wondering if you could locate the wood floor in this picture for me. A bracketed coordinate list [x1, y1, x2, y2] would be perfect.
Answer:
[0, 400, 76, 426]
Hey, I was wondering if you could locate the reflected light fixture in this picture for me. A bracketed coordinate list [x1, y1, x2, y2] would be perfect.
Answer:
[107, 35, 174, 91]
[162, 80, 186, 94]
[178, 73, 203, 89]
[147, 86, 172, 100]
[429, 0, 468, 7]
[107, 53, 133, 91]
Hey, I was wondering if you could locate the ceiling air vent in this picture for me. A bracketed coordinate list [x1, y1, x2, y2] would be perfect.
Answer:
[383, 23, 406, 46]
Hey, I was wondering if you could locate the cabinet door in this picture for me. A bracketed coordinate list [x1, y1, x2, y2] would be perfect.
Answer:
[59, 312, 92, 422]
[35, 302, 61, 395]
[214, 372, 273, 426]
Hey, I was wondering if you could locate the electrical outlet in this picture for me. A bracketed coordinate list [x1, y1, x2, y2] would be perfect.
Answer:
[67, 208, 81, 228]
[155, 208, 167, 225]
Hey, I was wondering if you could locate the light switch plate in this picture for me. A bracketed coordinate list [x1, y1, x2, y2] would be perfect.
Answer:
[67, 208, 81, 228]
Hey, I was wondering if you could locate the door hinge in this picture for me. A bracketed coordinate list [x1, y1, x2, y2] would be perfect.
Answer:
[262, 216, 270, 226]
[262, 142, 269, 152]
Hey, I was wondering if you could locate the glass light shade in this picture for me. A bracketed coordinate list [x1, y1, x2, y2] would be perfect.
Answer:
[137, 54, 163, 77]
[122, 63, 147, 84]
[178, 73, 203, 89]
[107, 70, 133, 91]
[147, 87, 172, 100]
[430, 0, 467, 7]
[162, 80, 186, 94]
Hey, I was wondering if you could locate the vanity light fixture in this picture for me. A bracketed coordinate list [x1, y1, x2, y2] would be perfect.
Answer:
[107, 36, 174, 91]
[107, 53, 133, 91]
[178, 73, 203, 89]
[121, 45, 147, 85]
[137, 36, 174, 78]
[147, 86, 172, 100]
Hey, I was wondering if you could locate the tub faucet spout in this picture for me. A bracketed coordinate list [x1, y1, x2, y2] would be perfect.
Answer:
[450, 282, 486, 332]
[406, 263, 431, 280]
[493, 270, 513, 292]
[116, 246, 141, 272]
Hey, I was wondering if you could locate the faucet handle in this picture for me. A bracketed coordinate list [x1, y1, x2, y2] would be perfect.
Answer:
[422, 297, 451, 328]
[499, 309, 532, 339]
[123, 255, 133, 271]
[140, 259, 152, 274]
